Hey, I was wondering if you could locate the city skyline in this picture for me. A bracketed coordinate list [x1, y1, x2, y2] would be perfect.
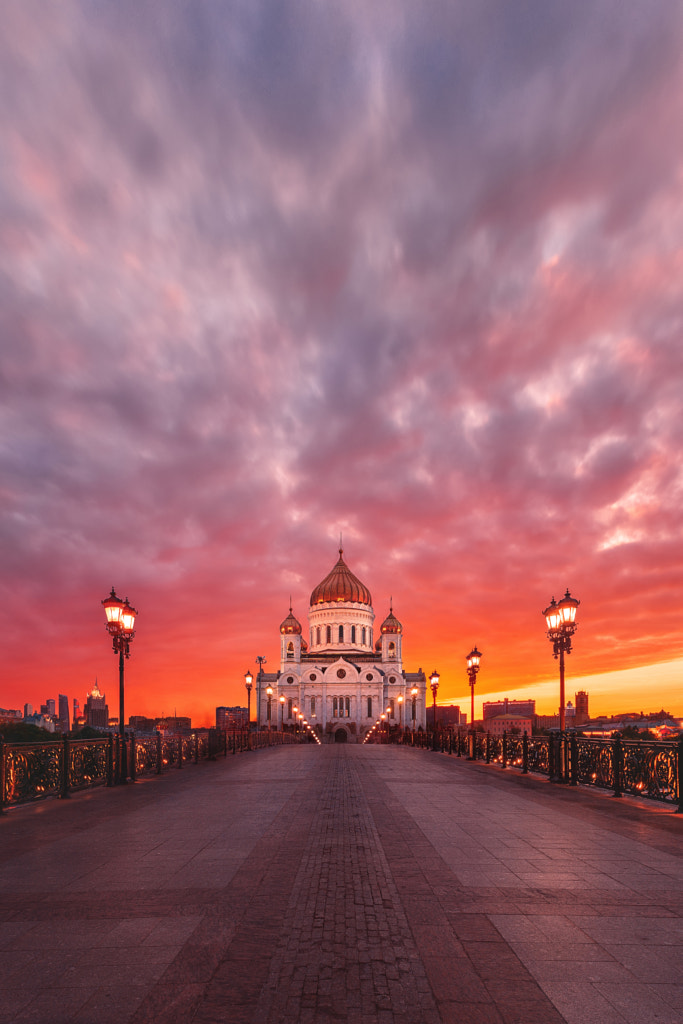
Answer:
[2, 3, 682, 724]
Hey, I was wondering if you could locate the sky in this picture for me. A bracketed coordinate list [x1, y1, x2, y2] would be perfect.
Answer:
[2, 0, 682, 727]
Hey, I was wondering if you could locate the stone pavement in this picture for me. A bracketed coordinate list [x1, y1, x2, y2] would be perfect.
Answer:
[1, 746, 682, 1024]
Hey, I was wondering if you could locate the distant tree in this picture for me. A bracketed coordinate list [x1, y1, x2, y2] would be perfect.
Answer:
[619, 726, 657, 741]
[0, 722, 56, 743]
[70, 726, 107, 740]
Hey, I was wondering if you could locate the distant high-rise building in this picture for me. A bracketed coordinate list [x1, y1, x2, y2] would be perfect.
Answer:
[58, 694, 70, 733]
[46, 698, 56, 716]
[23, 703, 33, 718]
[575, 690, 589, 725]
[483, 698, 536, 720]
[84, 681, 109, 729]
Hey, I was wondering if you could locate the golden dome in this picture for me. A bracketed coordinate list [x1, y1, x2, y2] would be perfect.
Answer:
[310, 549, 372, 607]
[380, 605, 402, 634]
[280, 605, 302, 635]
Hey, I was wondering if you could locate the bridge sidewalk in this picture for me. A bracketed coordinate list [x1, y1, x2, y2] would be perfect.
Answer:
[1, 746, 682, 1024]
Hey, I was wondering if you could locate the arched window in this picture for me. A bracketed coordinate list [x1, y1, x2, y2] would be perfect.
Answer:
[367, 696, 372, 718]
[369, 628, 373, 646]
[333, 697, 338, 717]
[338, 624, 344, 642]
[326, 625, 331, 643]
[389, 641, 395, 656]
[344, 697, 351, 717]
[287, 641, 294, 659]
[362, 627, 366, 645]
[316, 627, 321, 645]
[288, 699, 293, 718]
[351, 625, 356, 643]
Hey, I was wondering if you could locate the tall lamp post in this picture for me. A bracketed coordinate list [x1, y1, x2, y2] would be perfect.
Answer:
[411, 686, 418, 732]
[255, 655, 267, 730]
[397, 694, 403, 733]
[543, 590, 580, 731]
[266, 685, 273, 729]
[102, 587, 138, 784]
[466, 647, 482, 760]
[430, 670, 440, 750]
[244, 670, 253, 728]
[279, 695, 285, 732]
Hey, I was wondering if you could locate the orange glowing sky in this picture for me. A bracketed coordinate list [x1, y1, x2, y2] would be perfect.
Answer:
[1, 2, 683, 727]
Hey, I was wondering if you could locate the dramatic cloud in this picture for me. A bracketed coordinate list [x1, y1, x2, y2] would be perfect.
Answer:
[2, 0, 683, 722]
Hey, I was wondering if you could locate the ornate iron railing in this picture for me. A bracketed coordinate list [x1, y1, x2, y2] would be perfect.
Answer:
[400, 727, 682, 809]
[0, 727, 304, 811]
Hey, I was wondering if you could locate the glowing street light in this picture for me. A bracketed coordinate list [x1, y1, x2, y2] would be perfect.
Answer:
[102, 587, 137, 783]
[279, 694, 285, 731]
[466, 647, 482, 732]
[266, 685, 273, 729]
[244, 670, 253, 728]
[543, 589, 580, 731]
[411, 686, 418, 732]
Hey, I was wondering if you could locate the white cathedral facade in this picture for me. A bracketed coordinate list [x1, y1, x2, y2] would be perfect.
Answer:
[257, 548, 427, 742]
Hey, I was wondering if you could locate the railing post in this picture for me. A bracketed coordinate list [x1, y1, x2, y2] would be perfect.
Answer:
[549, 733, 558, 782]
[233, 726, 236, 755]
[0, 735, 6, 814]
[129, 732, 137, 783]
[156, 731, 162, 774]
[61, 735, 71, 799]
[486, 733, 491, 763]
[612, 734, 622, 798]
[522, 731, 529, 774]
[502, 731, 507, 770]
[178, 734, 183, 769]
[570, 732, 578, 786]
[194, 733, 199, 764]
[106, 732, 114, 786]
[676, 736, 683, 814]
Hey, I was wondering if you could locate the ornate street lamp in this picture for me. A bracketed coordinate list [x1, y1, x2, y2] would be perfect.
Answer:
[397, 694, 403, 732]
[411, 686, 418, 732]
[244, 670, 253, 728]
[466, 647, 482, 731]
[279, 694, 285, 731]
[298, 713, 303, 736]
[266, 685, 273, 729]
[102, 587, 137, 783]
[429, 670, 440, 736]
[543, 589, 580, 731]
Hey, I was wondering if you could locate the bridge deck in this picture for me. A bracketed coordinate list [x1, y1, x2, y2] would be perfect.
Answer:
[1, 745, 682, 1024]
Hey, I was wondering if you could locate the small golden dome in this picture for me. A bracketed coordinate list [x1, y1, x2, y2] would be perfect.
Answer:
[280, 605, 302, 635]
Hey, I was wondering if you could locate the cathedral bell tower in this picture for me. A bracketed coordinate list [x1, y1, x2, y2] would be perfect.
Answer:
[280, 605, 307, 667]
[378, 604, 403, 669]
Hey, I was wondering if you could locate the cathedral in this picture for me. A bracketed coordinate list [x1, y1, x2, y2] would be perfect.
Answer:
[257, 548, 427, 742]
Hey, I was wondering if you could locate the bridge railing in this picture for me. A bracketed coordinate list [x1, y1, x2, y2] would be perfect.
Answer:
[0, 727, 304, 811]
[381, 727, 683, 809]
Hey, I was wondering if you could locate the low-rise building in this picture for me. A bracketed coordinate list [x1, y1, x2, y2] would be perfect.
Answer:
[486, 714, 533, 737]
